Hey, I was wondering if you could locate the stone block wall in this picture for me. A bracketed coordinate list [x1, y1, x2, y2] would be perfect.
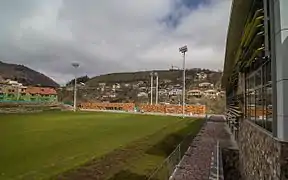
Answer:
[238, 119, 288, 180]
[222, 148, 242, 180]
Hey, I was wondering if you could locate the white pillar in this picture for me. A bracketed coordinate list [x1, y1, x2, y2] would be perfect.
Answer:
[155, 74, 159, 105]
[182, 52, 186, 118]
[73, 76, 77, 112]
[271, 0, 288, 140]
[72, 63, 79, 112]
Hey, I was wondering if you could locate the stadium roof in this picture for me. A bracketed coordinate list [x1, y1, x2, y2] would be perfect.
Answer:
[222, 0, 254, 88]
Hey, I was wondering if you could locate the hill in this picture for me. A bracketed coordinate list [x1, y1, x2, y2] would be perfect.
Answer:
[0, 61, 59, 87]
[85, 68, 221, 86]
[60, 68, 223, 104]
[66, 75, 90, 86]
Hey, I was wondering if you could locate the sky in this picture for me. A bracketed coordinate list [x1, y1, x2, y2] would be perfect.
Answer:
[0, 0, 231, 85]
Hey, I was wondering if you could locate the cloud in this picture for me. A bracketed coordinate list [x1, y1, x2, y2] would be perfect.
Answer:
[0, 0, 231, 85]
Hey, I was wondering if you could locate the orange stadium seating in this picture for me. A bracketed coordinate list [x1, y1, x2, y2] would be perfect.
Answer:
[80, 103, 206, 115]
[79, 103, 135, 111]
[247, 107, 272, 117]
[138, 104, 205, 114]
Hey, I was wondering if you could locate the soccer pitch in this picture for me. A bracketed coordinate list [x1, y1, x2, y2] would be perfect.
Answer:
[0, 111, 203, 180]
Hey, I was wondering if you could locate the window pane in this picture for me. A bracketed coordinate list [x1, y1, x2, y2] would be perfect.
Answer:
[255, 69, 262, 87]
[245, 93, 248, 118]
[247, 91, 251, 119]
[266, 60, 272, 84]
[265, 84, 272, 131]
[249, 76, 255, 90]
[263, 63, 267, 85]
[255, 88, 264, 127]
[249, 90, 256, 122]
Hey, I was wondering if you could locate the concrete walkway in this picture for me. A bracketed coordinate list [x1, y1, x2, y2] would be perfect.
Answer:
[169, 115, 236, 180]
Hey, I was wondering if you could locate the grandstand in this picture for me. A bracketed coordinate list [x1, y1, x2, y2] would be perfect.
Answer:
[79, 102, 206, 115]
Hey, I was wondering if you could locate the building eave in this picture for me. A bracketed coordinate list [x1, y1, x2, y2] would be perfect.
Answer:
[222, 0, 254, 89]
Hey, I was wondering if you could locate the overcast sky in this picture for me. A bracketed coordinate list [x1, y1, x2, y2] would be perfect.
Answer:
[0, 0, 231, 85]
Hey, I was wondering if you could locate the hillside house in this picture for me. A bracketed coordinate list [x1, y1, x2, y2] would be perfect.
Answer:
[217, 90, 225, 97]
[98, 83, 106, 87]
[158, 89, 167, 95]
[162, 79, 172, 83]
[137, 81, 144, 85]
[0, 83, 58, 102]
[137, 92, 148, 97]
[168, 89, 182, 96]
[0, 80, 24, 101]
[196, 72, 207, 80]
[112, 83, 121, 91]
[187, 89, 202, 98]
[0, 84, 17, 101]
[132, 84, 139, 88]
[6, 80, 23, 87]
[198, 82, 213, 88]
[203, 89, 217, 98]
[139, 87, 147, 91]
[173, 84, 181, 88]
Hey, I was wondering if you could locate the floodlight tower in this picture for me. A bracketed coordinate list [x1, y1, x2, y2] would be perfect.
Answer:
[179, 45, 188, 118]
[154, 72, 159, 105]
[72, 62, 79, 112]
[150, 72, 153, 105]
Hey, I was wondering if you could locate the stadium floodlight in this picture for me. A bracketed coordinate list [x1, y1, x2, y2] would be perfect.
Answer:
[154, 72, 159, 105]
[72, 62, 80, 112]
[179, 45, 188, 118]
[150, 72, 154, 105]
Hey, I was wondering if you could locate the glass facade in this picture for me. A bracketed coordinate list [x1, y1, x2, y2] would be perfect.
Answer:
[232, 0, 274, 132]
[245, 57, 272, 132]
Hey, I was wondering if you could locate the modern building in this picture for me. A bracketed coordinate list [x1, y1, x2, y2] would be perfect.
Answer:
[222, 0, 288, 179]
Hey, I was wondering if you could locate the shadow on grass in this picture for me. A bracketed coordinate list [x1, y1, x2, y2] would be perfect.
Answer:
[108, 170, 158, 180]
[146, 119, 204, 157]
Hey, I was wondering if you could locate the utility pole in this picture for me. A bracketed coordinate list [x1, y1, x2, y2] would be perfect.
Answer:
[155, 72, 159, 104]
[150, 72, 153, 105]
[72, 62, 79, 112]
[179, 45, 188, 118]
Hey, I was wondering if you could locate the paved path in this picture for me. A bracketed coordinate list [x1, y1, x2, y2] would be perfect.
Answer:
[169, 116, 232, 180]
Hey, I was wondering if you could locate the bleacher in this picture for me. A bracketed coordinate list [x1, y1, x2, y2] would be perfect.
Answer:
[80, 103, 206, 115]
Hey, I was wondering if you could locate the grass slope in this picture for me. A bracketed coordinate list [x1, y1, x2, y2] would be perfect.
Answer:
[0, 112, 188, 179]
[109, 119, 204, 180]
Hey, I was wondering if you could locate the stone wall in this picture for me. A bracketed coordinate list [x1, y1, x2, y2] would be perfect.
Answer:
[238, 119, 288, 180]
[222, 148, 242, 180]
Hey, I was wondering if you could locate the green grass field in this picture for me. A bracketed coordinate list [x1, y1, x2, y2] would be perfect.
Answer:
[0, 111, 203, 180]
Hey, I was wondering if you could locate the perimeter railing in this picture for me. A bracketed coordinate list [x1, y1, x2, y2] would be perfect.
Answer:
[147, 116, 208, 180]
